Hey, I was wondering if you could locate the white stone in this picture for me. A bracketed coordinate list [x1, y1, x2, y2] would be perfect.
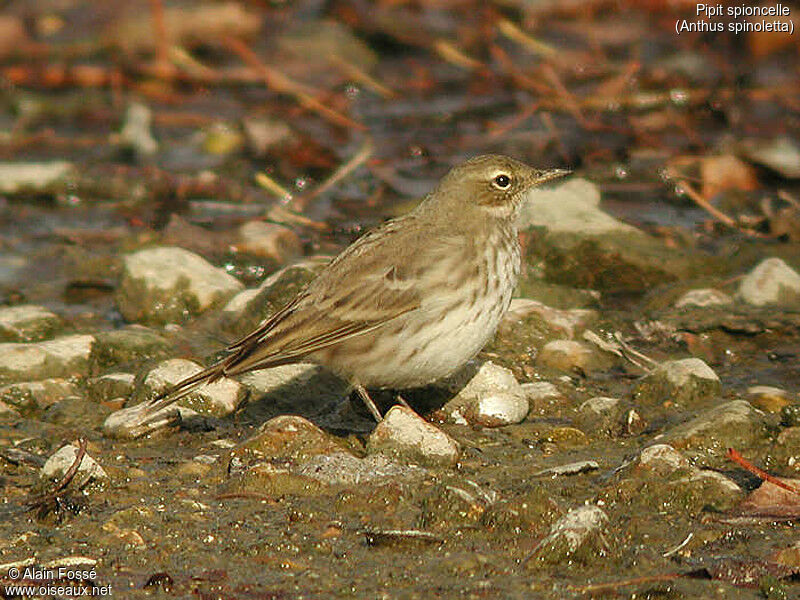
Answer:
[41, 444, 108, 490]
[118, 246, 244, 322]
[519, 178, 639, 235]
[0, 335, 93, 382]
[368, 406, 459, 466]
[0, 161, 73, 194]
[469, 391, 529, 426]
[441, 361, 528, 426]
[579, 396, 620, 416]
[238, 220, 302, 263]
[662, 358, 719, 387]
[738, 257, 800, 306]
[144, 358, 245, 416]
[522, 382, 563, 403]
[675, 288, 733, 308]
[638, 444, 690, 475]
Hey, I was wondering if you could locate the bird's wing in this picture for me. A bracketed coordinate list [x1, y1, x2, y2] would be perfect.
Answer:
[219, 216, 425, 376]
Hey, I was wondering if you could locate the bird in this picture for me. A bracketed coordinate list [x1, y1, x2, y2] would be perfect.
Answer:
[139, 155, 569, 422]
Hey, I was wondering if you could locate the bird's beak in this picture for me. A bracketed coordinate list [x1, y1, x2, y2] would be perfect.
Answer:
[532, 168, 571, 186]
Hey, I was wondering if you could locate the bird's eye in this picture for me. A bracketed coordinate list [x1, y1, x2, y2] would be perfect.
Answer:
[492, 174, 512, 189]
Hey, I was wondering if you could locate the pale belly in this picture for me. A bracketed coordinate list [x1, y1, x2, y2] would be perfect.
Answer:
[314, 240, 519, 389]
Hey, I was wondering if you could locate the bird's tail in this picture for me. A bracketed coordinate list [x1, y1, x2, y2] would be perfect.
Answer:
[142, 361, 226, 417]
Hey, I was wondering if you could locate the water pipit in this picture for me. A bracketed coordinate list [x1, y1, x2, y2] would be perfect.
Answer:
[142, 155, 569, 421]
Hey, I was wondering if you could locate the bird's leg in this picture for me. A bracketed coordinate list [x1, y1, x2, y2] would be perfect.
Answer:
[394, 393, 413, 410]
[354, 383, 383, 422]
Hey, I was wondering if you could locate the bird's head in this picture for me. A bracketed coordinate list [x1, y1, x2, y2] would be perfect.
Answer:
[432, 154, 570, 220]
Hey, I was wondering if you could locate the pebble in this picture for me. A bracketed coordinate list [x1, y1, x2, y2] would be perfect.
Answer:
[520, 178, 637, 235]
[0, 378, 78, 411]
[534, 460, 599, 477]
[536, 340, 607, 373]
[633, 444, 742, 509]
[237, 220, 302, 263]
[747, 385, 792, 413]
[674, 288, 733, 309]
[0, 305, 61, 342]
[502, 299, 596, 339]
[143, 358, 246, 417]
[575, 396, 623, 435]
[87, 372, 136, 403]
[634, 358, 720, 406]
[0, 161, 73, 194]
[40, 443, 109, 492]
[116, 246, 244, 325]
[230, 414, 348, 467]
[0, 335, 94, 383]
[737, 257, 800, 306]
[661, 400, 767, 455]
[438, 361, 528, 427]
[118, 102, 158, 159]
[367, 406, 460, 467]
[89, 327, 170, 374]
[525, 505, 608, 565]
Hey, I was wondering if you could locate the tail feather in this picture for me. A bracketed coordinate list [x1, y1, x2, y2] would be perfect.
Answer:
[143, 361, 226, 416]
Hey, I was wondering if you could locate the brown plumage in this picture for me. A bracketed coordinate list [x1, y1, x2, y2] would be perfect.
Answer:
[142, 155, 569, 420]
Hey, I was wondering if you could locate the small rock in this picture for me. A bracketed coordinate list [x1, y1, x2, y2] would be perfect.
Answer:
[368, 406, 459, 467]
[438, 361, 528, 427]
[143, 358, 246, 417]
[537, 340, 608, 373]
[740, 136, 800, 178]
[229, 415, 349, 470]
[634, 358, 721, 406]
[242, 117, 292, 157]
[102, 401, 186, 440]
[637, 444, 691, 476]
[502, 299, 596, 339]
[675, 288, 733, 309]
[118, 102, 158, 159]
[42, 396, 112, 428]
[116, 246, 244, 325]
[237, 220, 302, 264]
[220, 257, 329, 336]
[662, 400, 767, 454]
[534, 460, 599, 477]
[86, 372, 136, 403]
[0, 335, 94, 383]
[89, 327, 171, 374]
[522, 382, 562, 403]
[575, 396, 623, 435]
[0, 378, 78, 411]
[525, 505, 608, 565]
[0, 161, 73, 195]
[747, 385, 792, 413]
[40, 444, 109, 492]
[737, 257, 800, 306]
[627, 444, 743, 511]
[521, 178, 638, 235]
[0, 305, 61, 342]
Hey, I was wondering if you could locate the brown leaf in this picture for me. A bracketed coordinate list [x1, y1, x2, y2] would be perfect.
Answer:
[733, 478, 800, 518]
